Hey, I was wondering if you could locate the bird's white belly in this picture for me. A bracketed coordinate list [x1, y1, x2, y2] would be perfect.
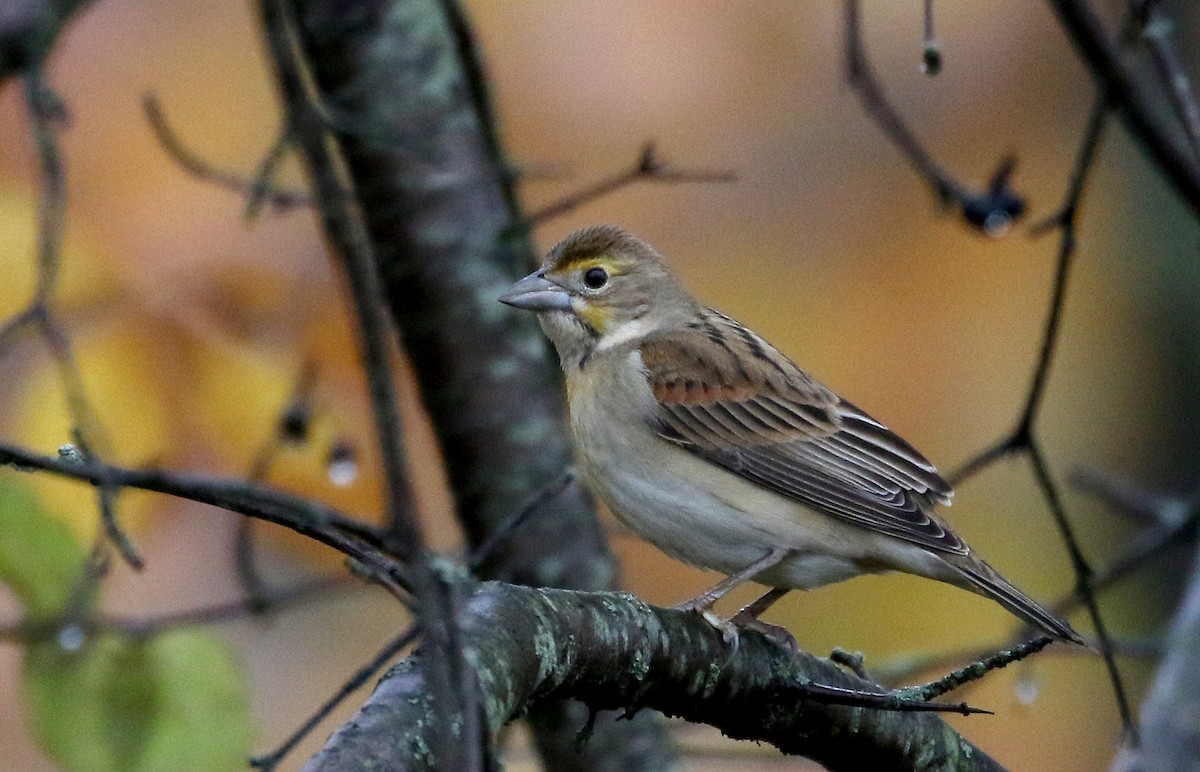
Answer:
[569, 371, 886, 590]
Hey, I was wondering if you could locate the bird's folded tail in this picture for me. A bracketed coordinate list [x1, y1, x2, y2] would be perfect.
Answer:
[948, 556, 1086, 646]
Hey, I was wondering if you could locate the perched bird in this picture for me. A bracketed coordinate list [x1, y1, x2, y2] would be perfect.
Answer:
[499, 225, 1082, 645]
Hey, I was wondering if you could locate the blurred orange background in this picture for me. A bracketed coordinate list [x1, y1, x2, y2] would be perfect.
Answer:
[1, 1, 1197, 769]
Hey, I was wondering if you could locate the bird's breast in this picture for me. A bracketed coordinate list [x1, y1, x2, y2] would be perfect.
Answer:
[565, 350, 789, 573]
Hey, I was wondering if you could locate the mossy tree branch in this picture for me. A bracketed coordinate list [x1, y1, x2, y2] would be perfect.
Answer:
[306, 582, 1003, 772]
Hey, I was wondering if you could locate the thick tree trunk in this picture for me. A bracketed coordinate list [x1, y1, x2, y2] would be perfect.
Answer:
[288, 0, 677, 767]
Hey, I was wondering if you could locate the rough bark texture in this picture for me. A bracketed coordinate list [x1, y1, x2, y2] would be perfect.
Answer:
[290, 0, 677, 768]
[305, 582, 1004, 772]
[1112, 540, 1200, 772]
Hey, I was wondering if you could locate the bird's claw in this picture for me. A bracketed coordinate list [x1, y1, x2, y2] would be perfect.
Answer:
[678, 602, 796, 657]
[700, 609, 741, 652]
[731, 617, 798, 654]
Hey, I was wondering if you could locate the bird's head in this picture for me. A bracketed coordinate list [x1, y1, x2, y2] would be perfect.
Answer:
[500, 225, 697, 368]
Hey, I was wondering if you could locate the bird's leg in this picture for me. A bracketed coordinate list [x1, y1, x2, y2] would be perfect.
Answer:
[673, 548, 788, 614]
[731, 586, 789, 621]
[729, 587, 797, 652]
[673, 548, 788, 648]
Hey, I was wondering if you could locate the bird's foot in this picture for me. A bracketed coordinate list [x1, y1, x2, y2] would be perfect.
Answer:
[729, 613, 798, 654]
[702, 610, 742, 651]
[676, 604, 796, 656]
[673, 600, 742, 651]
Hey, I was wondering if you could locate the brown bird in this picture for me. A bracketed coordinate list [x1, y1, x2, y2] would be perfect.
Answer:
[500, 224, 1083, 645]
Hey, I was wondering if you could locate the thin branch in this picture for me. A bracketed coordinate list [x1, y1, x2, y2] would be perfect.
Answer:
[845, 0, 956, 203]
[526, 142, 735, 225]
[1049, 467, 1199, 620]
[943, 5, 1147, 740]
[920, 0, 941, 76]
[0, 575, 350, 643]
[142, 93, 313, 214]
[1018, 12, 1127, 434]
[70, 540, 111, 607]
[1018, 212, 1077, 435]
[873, 635, 1159, 686]
[12, 71, 144, 570]
[0, 440, 397, 572]
[251, 625, 420, 771]
[257, 0, 418, 561]
[243, 127, 302, 221]
[1027, 443, 1137, 742]
[947, 435, 1021, 486]
[1047, 0, 1200, 218]
[259, 2, 476, 768]
[1071, 464, 1194, 528]
[26, 79, 65, 299]
[845, 0, 1025, 234]
[467, 469, 575, 571]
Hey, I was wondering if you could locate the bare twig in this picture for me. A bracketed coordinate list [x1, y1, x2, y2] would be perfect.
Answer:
[1071, 465, 1193, 528]
[142, 93, 312, 214]
[0, 575, 349, 643]
[941, 3, 1157, 741]
[0, 440, 396, 570]
[526, 142, 735, 225]
[852, 0, 1141, 733]
[873, 635, 1160, 686]
[257, 0, 418, 561]
[467, 469, 575, 571]
[1051, 467, 1199, 620]
[845, 0, 1025, 234]
[8, 71, 144, 571]
[920, 0, 941, 76]
[250, 625, 420, 771]
[1030, 443, 1137, 742]
[1047, 0, 1200, 218]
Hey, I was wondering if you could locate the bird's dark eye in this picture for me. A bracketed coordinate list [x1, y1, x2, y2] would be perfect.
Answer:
[583, 267, 608, 289]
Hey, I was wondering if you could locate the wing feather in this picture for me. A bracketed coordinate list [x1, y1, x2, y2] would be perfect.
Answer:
[641, 309, 963, 554]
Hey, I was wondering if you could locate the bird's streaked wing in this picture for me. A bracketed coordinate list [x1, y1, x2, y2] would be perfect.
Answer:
[639, 308, 965, 555]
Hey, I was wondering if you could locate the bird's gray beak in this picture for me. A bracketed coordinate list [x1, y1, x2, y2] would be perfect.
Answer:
[498, 270, 572, 312]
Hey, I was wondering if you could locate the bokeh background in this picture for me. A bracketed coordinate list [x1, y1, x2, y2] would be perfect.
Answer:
[2, 1, 1199, 769]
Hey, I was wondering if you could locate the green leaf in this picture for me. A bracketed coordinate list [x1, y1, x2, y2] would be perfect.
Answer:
[23, 629, 252, 772]
[0, 478, 86, 617]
